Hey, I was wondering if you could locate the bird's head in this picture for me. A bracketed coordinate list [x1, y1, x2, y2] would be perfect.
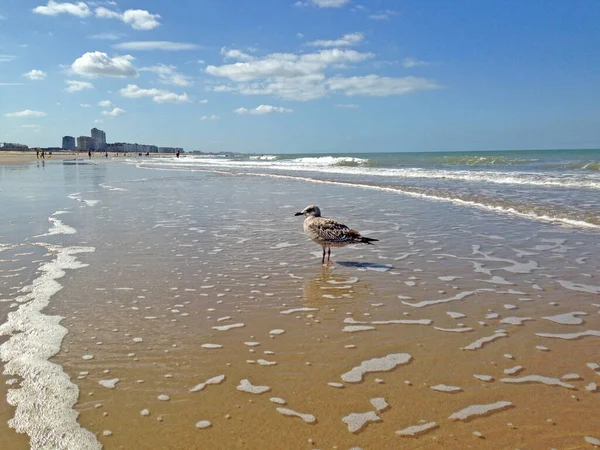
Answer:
[295, 205, 321, 217]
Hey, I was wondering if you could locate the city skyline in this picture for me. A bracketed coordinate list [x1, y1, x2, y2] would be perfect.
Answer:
[0, 1, 599, 153]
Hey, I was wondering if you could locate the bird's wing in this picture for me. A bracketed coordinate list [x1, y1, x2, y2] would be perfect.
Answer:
[308, 218, 362, 242]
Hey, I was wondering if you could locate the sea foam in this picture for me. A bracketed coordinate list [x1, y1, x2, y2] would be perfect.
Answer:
[0, 245, 100, 449]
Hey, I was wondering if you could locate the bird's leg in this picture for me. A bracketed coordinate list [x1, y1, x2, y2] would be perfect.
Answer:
[322, 247, 326, 264]
[327, 247, 331, 261]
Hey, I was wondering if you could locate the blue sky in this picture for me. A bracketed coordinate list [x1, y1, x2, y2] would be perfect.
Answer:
[1, 0, 599, 153]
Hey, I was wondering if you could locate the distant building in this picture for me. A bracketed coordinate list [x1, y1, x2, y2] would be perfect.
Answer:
[62, 136, 75, 150]
[91, 128, 106, 151]
[1, 142, 28, 149]
[77, 136, 94, 151]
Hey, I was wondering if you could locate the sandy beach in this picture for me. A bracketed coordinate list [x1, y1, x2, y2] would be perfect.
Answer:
[1, 156, 599, 449]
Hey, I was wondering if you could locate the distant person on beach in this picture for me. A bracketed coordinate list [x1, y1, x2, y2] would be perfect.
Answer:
[36, 149, 39, 159]
[105, 152, 108, 158]
[176, 151, 180, 158]
[88, 150, 92, 159]
[40, 150, 45, 159]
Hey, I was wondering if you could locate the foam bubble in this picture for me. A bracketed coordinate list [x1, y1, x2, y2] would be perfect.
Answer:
[434, 327, 473, 333]
[500, 317, 533, 325]
[276, 408, 316, 424]
[503, 366, 524, 375]
[190, 375, 226, 393]
[236, 379, 270, 394]
[402, 291, 477, 308]
[99, 379, 119, 389]
[269, 329, 285, 335]
[157, 395, 170, 401]
[212, 323, 245, 331]
[343, 325, 376, 333]
[342, 411, 380, 433]
[536, 330, 600, 340]
[473, 374, 494, 382]
[370, 397, 389, 411]
[341, 353, 412, 383]
[585, 436, 600, 446]
[328, 382, 344, 388]
[500, 375, 575, 389]
[269, 397, 286, 405]
[447, 312, 466, 319]
[542, 312, 588, 325]
[280, 307, 319, 315]
[395, 422, 439, 437]
[257, 359, 277, 366]
[557, 280, 600, 294]
[448, 401, 513, 421]
[201, 344, 223, 349]
[462, 333, 508, 350]
[195, 420, 212, 429]
[430, 384, 462, 393]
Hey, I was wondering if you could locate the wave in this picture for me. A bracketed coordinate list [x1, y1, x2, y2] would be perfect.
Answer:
[239, 172, 600, 230]
[429, 155, 538, 166]
[0, 243, 100, 449]
[249, 154, 278, 161]
[132, 157, 600, 190]
[279, 156, 373, 167]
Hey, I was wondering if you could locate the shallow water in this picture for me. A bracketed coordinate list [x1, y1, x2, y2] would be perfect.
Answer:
[1, 157, 599, 449]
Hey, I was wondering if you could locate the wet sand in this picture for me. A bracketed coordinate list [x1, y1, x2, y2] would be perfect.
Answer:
[1, 161, 599, 449]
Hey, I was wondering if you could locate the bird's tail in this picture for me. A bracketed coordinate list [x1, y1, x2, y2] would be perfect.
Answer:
[361, 237, 379, 245]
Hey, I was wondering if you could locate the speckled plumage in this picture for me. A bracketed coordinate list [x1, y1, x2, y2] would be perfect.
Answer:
[295, 205, 378, 263]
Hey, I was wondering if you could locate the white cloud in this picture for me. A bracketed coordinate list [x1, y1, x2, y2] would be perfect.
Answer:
[23, 69, 47, 80]
[88, 32, 123, 40]
[0, 83, 24, 86]
[94, 119, 103, 124]
[221, 48, 255, 62]
[113, 41, 198, 51]
[402, 57, 431, 68]
[0, 54, 16, 63]
[71, 51, 138, 77]
[206, 49, 373, 101]
[98, 100, 114, 107]
[33, 1, 90, 17]
[119, 84, 190, 103]
[198, 99, 208, 104]
[22, 124, 42, 128]
[4, 110, 47, 117]
[327, 75, 440, 96]
[80, 103, 91, 107]
[65, 79, 94, 92]
[201, 115, 219, 121]
[307, 32, 363, 47]
[335, 103, 359, 108]
[140, 64, 193, 86]
[207, 49, 372, 82]
[95, 7, 161, 30]
[0, 14, 6, 20]
[101, 107, 125, 116]
[295, 0, 350, 7]
[235, 105, 292, 115]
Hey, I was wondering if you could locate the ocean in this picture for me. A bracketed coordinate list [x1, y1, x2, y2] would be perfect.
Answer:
[0, 149, 599, 449]
[136, 149, 600, 228]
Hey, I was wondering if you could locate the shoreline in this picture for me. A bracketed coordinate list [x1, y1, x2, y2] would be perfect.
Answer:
[0, 151, 184, 167]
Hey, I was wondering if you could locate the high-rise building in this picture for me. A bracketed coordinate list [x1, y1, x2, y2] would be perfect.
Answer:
[62, 136, 75, 150]
[91, 128, 106, 151]
[77, 136, 94, 151]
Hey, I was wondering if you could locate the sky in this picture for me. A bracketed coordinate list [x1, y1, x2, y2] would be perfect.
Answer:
[0, 0, 599, 153]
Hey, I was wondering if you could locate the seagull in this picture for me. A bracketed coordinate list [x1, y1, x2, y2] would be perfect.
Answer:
[295, 205, 379, 264]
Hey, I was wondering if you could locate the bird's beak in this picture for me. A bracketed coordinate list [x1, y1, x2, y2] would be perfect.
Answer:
[294, 212, 303, 216]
